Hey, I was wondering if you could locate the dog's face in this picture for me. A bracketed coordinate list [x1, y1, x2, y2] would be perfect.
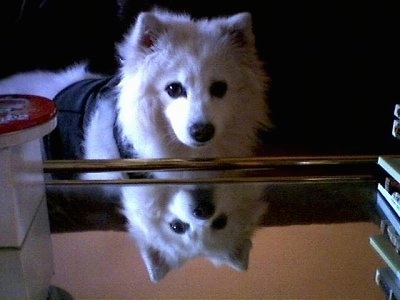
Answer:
[116, 9, 272, 157]
[121, 184, 267, 282]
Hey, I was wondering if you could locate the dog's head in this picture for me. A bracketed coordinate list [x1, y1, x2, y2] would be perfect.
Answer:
[116, 9, 272, 157]
[121, 184, 267, 282]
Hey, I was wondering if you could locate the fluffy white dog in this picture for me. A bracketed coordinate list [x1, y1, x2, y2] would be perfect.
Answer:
[121, 183, 267, 282]
[0, 9, 271, 281]
[0, 9, 272, 179]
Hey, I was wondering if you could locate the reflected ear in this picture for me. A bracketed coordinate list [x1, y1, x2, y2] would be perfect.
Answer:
[140, 246, 172, 282]
[227, 239, 252, 271]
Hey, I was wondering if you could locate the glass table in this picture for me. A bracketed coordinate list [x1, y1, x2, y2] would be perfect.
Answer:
[44, 156, 385, 299]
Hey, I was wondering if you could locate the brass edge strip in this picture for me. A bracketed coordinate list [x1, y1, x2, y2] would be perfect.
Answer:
[42, 155, 384, 173]
[45, 175, 376, 186]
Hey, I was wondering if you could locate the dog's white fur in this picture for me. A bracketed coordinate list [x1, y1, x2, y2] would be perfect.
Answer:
[0, 63, 101, 99]
[115, 10, 271, 162]
[121, 183, 267, 282]
[0, 9, 271, 178]
[0, 9, 271, 281]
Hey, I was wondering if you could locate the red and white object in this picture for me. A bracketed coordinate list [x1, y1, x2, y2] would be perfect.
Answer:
[0, 94, 57, 299]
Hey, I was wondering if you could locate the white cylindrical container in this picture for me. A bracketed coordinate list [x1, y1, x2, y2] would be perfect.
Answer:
[0, 94, 57, 299]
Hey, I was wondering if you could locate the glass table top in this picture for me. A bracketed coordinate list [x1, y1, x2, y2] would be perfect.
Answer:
[44, 156, 385, 299]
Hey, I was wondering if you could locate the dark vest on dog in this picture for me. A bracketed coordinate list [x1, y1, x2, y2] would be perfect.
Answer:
[43, 76, 147, 179]
[43, 76, 119, 161]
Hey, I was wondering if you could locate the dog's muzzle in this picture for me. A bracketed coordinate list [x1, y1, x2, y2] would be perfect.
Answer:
[192, 198, 228, 230]
[193, 200, 215, 219]
[189, 122, 215, 144]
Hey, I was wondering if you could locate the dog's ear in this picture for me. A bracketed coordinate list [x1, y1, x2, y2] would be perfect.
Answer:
[226, 238, 252, 271]
[118, 11, 165, 62]
[133, 12, 165, 51]
[220, 12, 255, 48]
[140, 245, 173, 282]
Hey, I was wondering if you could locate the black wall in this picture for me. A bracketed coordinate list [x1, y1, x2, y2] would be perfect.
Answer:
[0, 0, 399, 155]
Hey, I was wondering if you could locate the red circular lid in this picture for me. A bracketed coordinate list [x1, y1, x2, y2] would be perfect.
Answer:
[0, 94, 57, 135]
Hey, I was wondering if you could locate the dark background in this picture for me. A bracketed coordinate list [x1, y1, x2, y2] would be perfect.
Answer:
[1, 0, 399, 156]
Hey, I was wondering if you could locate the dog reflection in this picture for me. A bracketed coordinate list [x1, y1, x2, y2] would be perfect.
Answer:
[121, 184, 267, 282]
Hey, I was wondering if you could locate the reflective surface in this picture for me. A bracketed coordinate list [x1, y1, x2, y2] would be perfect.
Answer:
[46, 170, 384, 298]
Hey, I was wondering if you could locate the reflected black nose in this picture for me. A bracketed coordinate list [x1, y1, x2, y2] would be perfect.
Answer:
[189, 187, 214, 219]
[193, 201, 215, 219]
[189, 122, 215, 143]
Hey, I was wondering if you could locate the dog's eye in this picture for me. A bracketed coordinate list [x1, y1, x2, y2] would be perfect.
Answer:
[169, 219, 189, 234]
[165, 82, 187, 98]
[209, 81, 227, 98]
[211, 214, 227, 230]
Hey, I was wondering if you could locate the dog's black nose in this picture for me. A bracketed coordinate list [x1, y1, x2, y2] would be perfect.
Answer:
[189, 122, 215, 143]
[193, 201, 215, 220]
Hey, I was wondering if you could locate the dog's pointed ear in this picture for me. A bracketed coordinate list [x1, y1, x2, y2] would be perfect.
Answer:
[140, 245, 172, 282]
[133, 12, 164, 51]
[220, 12, 255, 48]
[226, 238, 252, 271]
[118, 12, 165, 62]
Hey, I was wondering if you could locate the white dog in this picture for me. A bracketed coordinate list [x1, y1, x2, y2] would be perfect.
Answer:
[0, 9, 272, 179]
[121, 183, 267, 282]
[0, 9, 271, 281]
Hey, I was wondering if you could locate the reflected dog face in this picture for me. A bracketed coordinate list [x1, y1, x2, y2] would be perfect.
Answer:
[121, 184, 267, 282]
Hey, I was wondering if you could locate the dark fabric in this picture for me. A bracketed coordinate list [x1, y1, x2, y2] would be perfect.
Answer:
[43, 76, 119, 162]
[42, 75, 152, 179]
[113, 122, 138, 159]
